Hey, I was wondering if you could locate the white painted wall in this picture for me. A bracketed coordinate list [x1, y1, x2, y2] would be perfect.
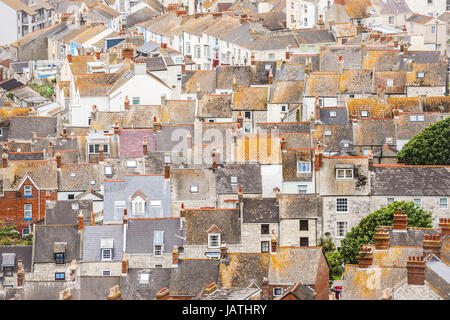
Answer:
[261, 164, 283, 197]
[0, 3, 18, 45]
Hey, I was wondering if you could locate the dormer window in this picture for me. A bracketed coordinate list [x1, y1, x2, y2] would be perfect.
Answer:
[208, 234, 221, 249]
[54, 242, 66, 264]
[101, 239, 114, 261]
[24, 185, 32, 196]
[131, 191, 147, 215]
[2, 253, 15, 276]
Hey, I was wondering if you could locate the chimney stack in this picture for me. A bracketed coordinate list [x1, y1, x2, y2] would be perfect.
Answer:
[70, 260, 77, 282]
[95, 51, 100, 60]
[164, 163, 170, 179]
[268, 68, 273, 85]
[67, 53, 72, 63]
[48, 142, 54, 158]
[107, 285, 122, 300]
[367, 149, 374, 171]
[121, 252, 128, 276]
[393, 106, 400, 118]
[285, 47, 290, 61]
[271, 236, 277, 253]
[220, 242, 228, 259]
[281, 138, 287, 153]
[212, 151, 218, 173]
[123, 208, 128, 225]
[114, 122, 120, 135]
[61, 128, 67, 138]
[439, 218, 450, 235]
[314, 142, 323, 171]
[361, 40, 366, 58]
[98, 144, 104, 162]
[172, 246, 178, 267]
[393, 208, 407, 231]
[314, 96, 320, 121]
[2, 153, 7, 168]
[423, 234, 440, 258]
[142, 136, 148, 156]
[153, 116, 161, 132]
[204, 282, 218, 294]
[78, 211, 84, 232]
[232, 75, 237, 92]
[91, 105, 98, 122]
[406, 256, 425, 285]
[338, 56, 344, 75]
[358, 245, 374, 269]
[56, 152, 61, 169]
[374, 227, 389, 250]
[17, 260, 24, 287]
[181, 63, 186, 75]
[262, 277, 269, 300]
[251, 52, 255, 65]
[124, 96, 130, 110]
[156, 288, 170, 300]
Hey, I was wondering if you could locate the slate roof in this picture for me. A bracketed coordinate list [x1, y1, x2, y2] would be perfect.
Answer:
[0, 159, 58, 190]
[406, 13, 433, 24]
[82, 224, 124, 262]
[395, 112, 441, 140]
[34, 224, 80, 263]
[274, 64, 305, 81]
[0, 246, 32, 272]
[58, 163, 101, 192]
[215, 163, 262, 195]
[305, 72, 339, 96]
[353, 118, 396, 146]
[8, 117, 57, 141]
[258, 121, 310, 134]
[45, 200, 93, 225]
[182, 70, 217, 94]
[242, 198, 279, 223]
[126, 218, 184, 254]
[184, 209, 240, 245]
[406, 63, 446, 87]
[314, 123, 353, 153]
[219, 253, 270, 288]
[21, 281, 80, 300]
[79, 276, 121, 300]
[282, 149, 313, 181]
[7, 151, 43, 161]
[320, 107, 349, 124]
[373, 71, 406, 94]
[269, 81, 304, 104]
[197, 94, 232, 118]
[161, 100, 196, 123]
[391, 278, 443, 300]
[233, 87, 268, 111]
[320, 46, 362, 71]
[370, 166, 450, 196]
[0, 79, 25, 92]
[279, 194, 321, 219]
[103, 175, 171, 222]
[363, 49, 399, 71]
[156, 125, 194, 152]
[339, 69, 373, 94]
[101, 158, 147, 180]
[169, 259, 220, 297]
[135, 56, 167, 71]
[425, 255, 450, 300]
[123, 105, 161, 128]
[276, 281, 315, 300]
[383, 226, 440, 247]
[171, 169, 216, 202]
[119, 129, 157, 157]
[122, 268, 171, 300]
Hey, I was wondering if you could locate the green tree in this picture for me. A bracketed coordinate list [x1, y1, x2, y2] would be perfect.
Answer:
[326, 250, 345, 280]
[0, 222, 33, 245]
[396, 117, 450, 165]
[318, 236, 336, 254]
[339, 201, 432, 266]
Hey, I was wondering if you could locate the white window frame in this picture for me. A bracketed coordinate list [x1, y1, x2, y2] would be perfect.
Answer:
[297, 162, 311, 173]
[386, 79, 394, 87]
[329, 111, 336, 117]
[22, 228, 30, 237]
[101, 248, 112, 261]
[190, 184, 199, 193]
[126, 160, 137, 168]
[325, 130, 332, 136]
[230, 176, 238, 184]
[336, 198, 348, 213]
[208, 233, 221, 249]
[132, 199, 145, 215]
[417, 114, 424, 122]
[24, 185, 32, 195]
[297, 184, 307, 194]
[154, 244, 163, 256]
[386, 198, 395, 206]
[24, 204, 32, 219]
[439, 198, 448, 209]
[360, 110, 368, 117]
[410, 114, 417, 122]
[102, 269, 111, 277]
[336, 221, 348, 238]
[336, 169, 353, 180]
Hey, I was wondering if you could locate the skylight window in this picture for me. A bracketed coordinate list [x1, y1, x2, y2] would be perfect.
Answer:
[90, 180, 96, 185]
[230, 176, 238, 184]
[329, 111, 336, 117]
[325, 130, 331, 136]
[105, 166, 112, 175]
[139, 273, 150, 285]
[70, 172, 76, 178]
[360, 110, 368, 117]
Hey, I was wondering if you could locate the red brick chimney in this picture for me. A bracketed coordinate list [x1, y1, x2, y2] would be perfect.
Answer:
[142, 136, 148, 156]
[251, 52, 255, 65]
[123, 208, 128, 225]
[78, 211, 84, 232]
[393, 106, 400, 118]
[95, 51, 100, 60]
[70, 260, 77, 282]
[172, 246, 178, 267]
[262, 277, 269, 300]
[358, 245, 374, 268]
[114, 122, 120, 135]
[122, 253, 128, 275]
[232, 75, 237, 91]
[314, 143, 323, 171]
[406, 256, 425, 285]
[2, 153, 7, 168]
[368, 149, 374, 171]
[281, 138, 287, 153]
[56, 152, 61, 169]
[153, 117, 161, 132]
[271, 237, 277, 253]
[439, 218, 449, 235]
[393, 208, 407, 230]
[285, 47, 290, 60]
[67, 53, 72, 63]
[220, 242, 228, 259]
[17, 260, 24, 287]
[314, 96, 320, 121]
[237, 112, 243, 128]
[268, 68, 273, 85]
[423, 234, 441, 258]
[181, 63, 186, 75]
[122, 47, 134, 60]
[59, 288, 73, 300]
[374, 227, 389, 250]
[164, 163, 170, 179]
[204, 282, 218, 294]
[156, 288, 170, 300]
[124, 96, 130, 110]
